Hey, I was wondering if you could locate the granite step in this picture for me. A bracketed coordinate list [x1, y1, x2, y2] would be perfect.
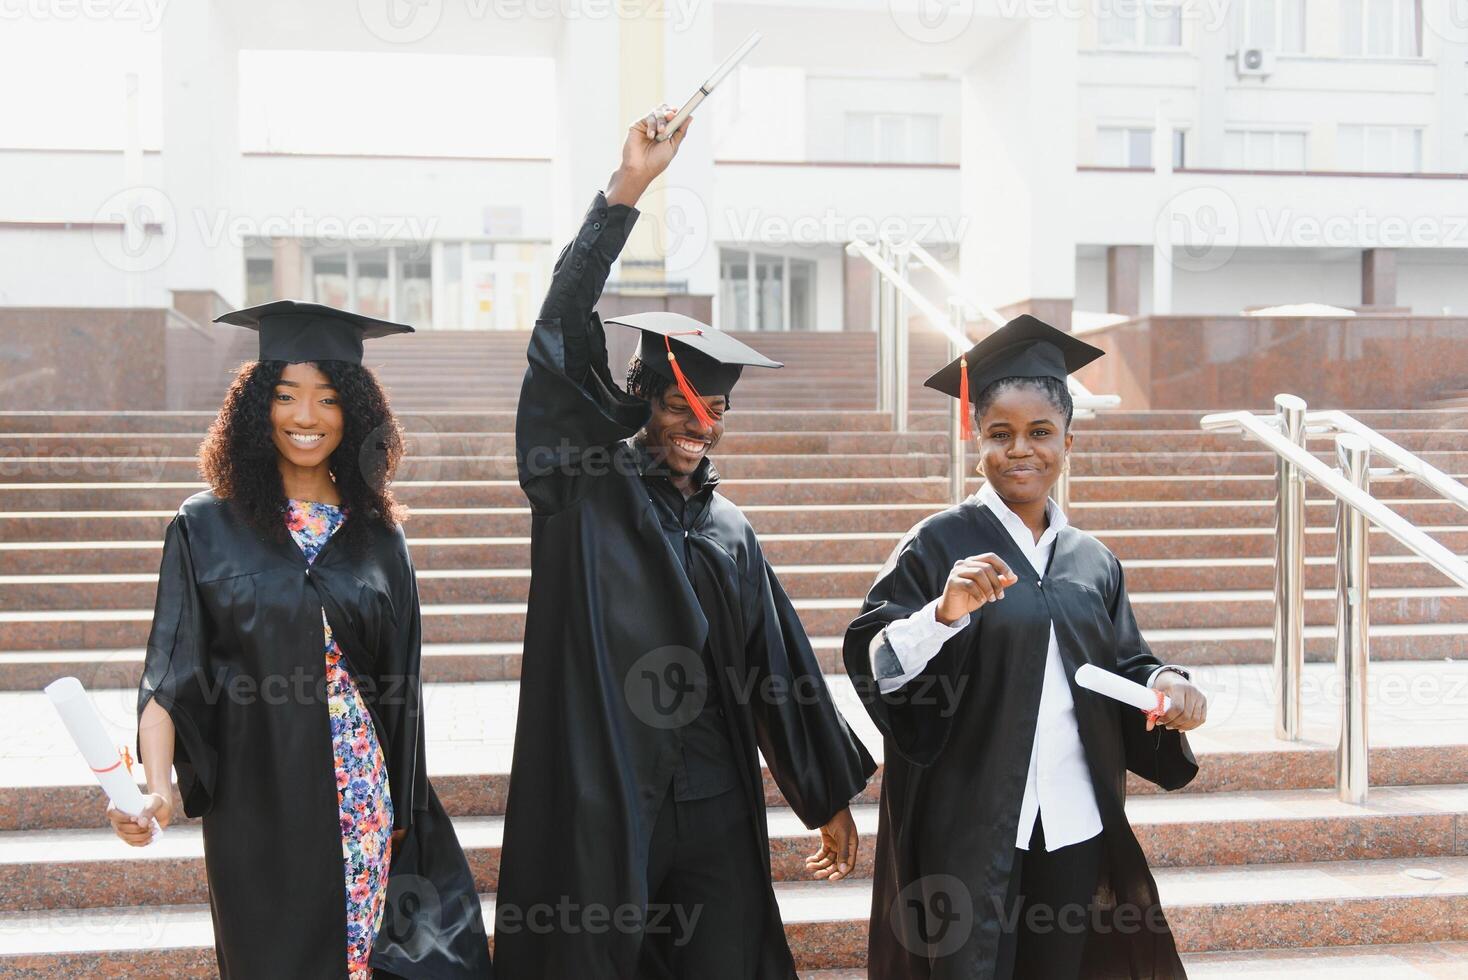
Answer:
[9, 450, 1468, 484]
[2, 586, 1463, 650]
[2, 498, 1465, 544]
[0, 410, 902, 434]
[5, 470, 1464, 513]
[0, 430, 961, 459]
[6, 429, 1466, 459]
[6, 528, 1465, 576]
[7, 555, 1466, 612]
[4, 407, 1460, 434]
[2, 617, 1465, 693]
[5, 784, 1466, 913]
[5, 662, 1466, 830]
[1, 856, 1465, 970]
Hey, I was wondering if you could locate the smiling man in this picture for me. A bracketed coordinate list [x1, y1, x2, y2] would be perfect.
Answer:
[495, 107, 875, 979]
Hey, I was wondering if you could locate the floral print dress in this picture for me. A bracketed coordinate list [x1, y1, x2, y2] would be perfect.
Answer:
[286, 499, 395, 980]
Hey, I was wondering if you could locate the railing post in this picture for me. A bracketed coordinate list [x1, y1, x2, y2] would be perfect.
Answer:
[893, 244, 910, 433]
[877, 240, 895, 416]
[948, 298, 968, 505]
[1335, 434, 1371, 804]
[1272, 393, 1307, 741]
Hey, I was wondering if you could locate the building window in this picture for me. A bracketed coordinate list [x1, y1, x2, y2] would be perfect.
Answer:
[719, 248, 816, 331]
[245, 257, 274, 307]
[1224, 129, 1308, 170]
[1097, 0, 1184, 48]
[1338, 124, 1423, 172]
[298, 241, 543, 329]
[1341, 0, 1420, 58]
[844, 112, 942, 164]
[1233, 0, 1306, 52]
[1096, 126, 1186, 168]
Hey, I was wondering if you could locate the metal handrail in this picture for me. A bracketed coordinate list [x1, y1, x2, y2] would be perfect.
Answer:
[1202, 411, 1468, 589]
[1201, 399, 1468, 804]
[846, 240, 965, 345]
[1308, 410, 1468, 514]
[891, 239, 1122, 416]
[895, 239, 1006, 327]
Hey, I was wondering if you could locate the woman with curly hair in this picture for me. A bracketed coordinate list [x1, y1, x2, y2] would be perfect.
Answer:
[105, 302, 492, 979]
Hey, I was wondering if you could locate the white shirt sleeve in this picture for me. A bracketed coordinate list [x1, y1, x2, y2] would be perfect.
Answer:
[871, 598, 971, 693]
[1146, 665, 1187, 688]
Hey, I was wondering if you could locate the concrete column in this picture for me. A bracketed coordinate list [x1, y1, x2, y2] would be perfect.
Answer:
[659, 0, 716, 302]
[1193, 3, 1230, 168]
[958, 16, 1079, 331]
[1106, 245, 1141, 316]
[272, 238, 304, 300]
[1361, 248, 1398, 308]
[1151, 104, 1175, 316]
[1426, 11, 1468, 173]
[160, 0, 244, 306]
[552, 16, 622, 248]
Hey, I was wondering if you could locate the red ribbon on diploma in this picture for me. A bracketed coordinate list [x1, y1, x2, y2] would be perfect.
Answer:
[1145, 688, 1167, 729]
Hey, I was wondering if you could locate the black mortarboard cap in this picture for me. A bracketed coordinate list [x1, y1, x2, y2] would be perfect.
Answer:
[215, 300, 414, 366]
[924, 314, 1104, 401]
[605, 311, 782, 399]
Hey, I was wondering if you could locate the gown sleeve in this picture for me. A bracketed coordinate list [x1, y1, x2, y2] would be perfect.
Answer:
[137, 512, 218, 817]
[1106, 557, 1199, 791]
[381, 528, 428, 831]
[842, 527, 973, 767]
[743, 554, 877, 829]
[515, 192, 653, 515]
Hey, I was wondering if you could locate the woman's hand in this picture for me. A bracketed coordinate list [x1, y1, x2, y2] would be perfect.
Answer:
[805, 807, 858, 882]
[107, 791, 171, 847]
[1149, 672, 1208, 732]
[935, 554, 1019, 625]
[606, 104, 692, 208]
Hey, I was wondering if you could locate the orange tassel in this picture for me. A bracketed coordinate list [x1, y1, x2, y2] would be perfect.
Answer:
[664, 334, 716, 429]
[959, 355, 973, 442]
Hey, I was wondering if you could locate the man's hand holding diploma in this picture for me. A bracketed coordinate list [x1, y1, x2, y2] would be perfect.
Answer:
[606, 104, 691, 209]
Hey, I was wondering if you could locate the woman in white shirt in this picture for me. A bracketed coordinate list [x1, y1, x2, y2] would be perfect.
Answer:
[843, 315, 1207, 980]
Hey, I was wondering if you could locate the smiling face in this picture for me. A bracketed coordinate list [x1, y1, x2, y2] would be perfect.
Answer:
[270, 361, 344, 469]
[642, 387, 727, 477]
[975, 383, 1073, 508]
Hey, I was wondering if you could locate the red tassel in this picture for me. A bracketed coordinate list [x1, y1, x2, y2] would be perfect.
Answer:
[959, 355, 973, 442]
[664, 335, 716, 429]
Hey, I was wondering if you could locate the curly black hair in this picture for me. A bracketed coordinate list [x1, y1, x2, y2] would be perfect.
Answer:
[625, 355, 733, 409]
[972, 375, 1074, 430]
[198, 359, 407, 550]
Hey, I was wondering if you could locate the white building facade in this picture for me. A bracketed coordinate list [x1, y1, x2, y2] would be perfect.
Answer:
[2, 0, 1467, 330]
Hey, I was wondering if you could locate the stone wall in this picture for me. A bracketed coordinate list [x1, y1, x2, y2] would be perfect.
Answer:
[1074, 314, 1468, 411]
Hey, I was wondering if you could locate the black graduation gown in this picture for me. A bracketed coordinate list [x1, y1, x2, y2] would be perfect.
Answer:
[138, 491, 492, 979]
[494, 193, 876, 979]
[842, 499, 1196, 980]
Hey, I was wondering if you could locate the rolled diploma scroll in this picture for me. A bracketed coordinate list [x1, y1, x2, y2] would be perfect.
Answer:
[1075, 663, 1172, 715]
[654, 31, 763, 142]
[45, 676, 159, 834]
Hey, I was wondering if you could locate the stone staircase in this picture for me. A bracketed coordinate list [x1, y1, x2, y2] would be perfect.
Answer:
[1, 329, 1467, 975]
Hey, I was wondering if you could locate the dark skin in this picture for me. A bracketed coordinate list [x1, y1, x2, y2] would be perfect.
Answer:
[609, 105, 860, 879]
[109, 362, 409, 847]
[636, 386, 727, 496]
[936, 384, 1207, 733]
